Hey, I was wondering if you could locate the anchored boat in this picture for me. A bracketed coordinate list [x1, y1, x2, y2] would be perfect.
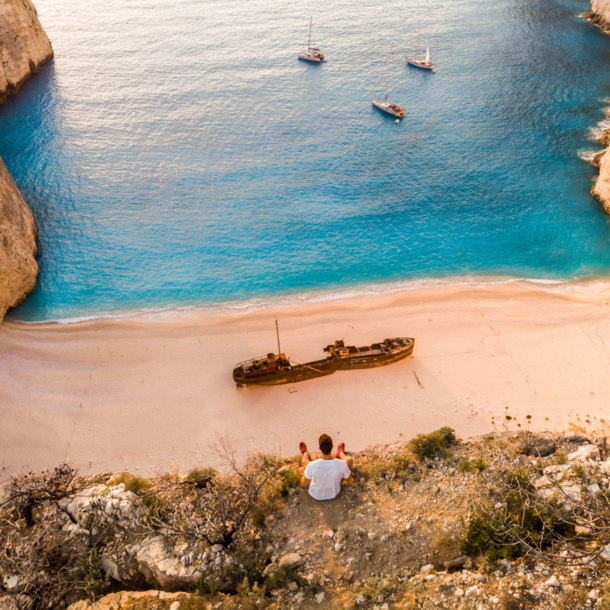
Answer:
[372, 53, 405, 119]
[298, 16, 326, 63]
[232, 322, 414, 386]
[406, 32, 435, 71]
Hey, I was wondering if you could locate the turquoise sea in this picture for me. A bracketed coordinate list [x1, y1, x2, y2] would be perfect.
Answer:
[2, 0, 610, 321]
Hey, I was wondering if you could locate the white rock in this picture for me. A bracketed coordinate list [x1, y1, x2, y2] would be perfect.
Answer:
[455, 587, 464, 597]
[3, 575, 25, 593]
[65, 486, 106, 522]
[211, 544, 223, 553]
[323, 529, 335, 538]
[490, 597, 499, 604]
[288, 582, 298, 592]
[136, 536, 200, 590]
[100, 555, 121, 581]
[278, 553, 302, 569]
[533, 475, 553, 489]
[420, 564, 434, 575]
[589, 589, 599, 600]
[334, 543, 344, 553]
[368, 532, 376, 540]
[355, 594, 366, 605]
[600, 544, 610, 561]
[169, 603, 181, 610]
[545, 575, 561, 588]
[465, 585, 480, 596]
[588, 483, 601, 495]
[568, 444, 599, 462]
[315, 592, 325, 603]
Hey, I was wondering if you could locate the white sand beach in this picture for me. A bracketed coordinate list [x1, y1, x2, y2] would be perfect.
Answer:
[2, 281, 610, 476]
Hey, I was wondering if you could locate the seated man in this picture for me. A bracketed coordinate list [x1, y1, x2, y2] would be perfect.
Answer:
[299, 434, 354, 500]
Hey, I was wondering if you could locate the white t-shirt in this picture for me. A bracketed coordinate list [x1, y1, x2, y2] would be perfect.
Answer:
[304, 458, 351, 500]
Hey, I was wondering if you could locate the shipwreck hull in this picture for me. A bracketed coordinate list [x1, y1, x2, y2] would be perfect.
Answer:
[334, 342, 414, 370]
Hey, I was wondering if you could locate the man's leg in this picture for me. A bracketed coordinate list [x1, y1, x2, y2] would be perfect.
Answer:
[336, 442, 354, 469]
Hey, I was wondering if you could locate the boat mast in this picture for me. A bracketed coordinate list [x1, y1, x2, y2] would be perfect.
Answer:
[308, 16, 312, 52]
[385, 52, 390, 101]
[275, 318, 281, 355]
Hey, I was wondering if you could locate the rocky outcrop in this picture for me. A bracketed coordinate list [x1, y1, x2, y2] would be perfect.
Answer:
[0, 157, 37, 321]
[0, 0, 53, 99]
[589, 0, 610, 30]
[66, 591, 192, 610]
[589, 1, 610, 214]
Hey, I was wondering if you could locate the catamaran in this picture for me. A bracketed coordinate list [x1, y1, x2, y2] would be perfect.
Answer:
[372, 54, 405, 119]
[298, 16, 326, 63]
[406, 32, 434, 71]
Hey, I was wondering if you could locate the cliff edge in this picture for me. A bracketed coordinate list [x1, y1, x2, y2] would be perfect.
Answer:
[0, 157, 38, 321]
[589, 0, 610, 30]
[0, 0, 53, 99]
[589, 1, 610, 213]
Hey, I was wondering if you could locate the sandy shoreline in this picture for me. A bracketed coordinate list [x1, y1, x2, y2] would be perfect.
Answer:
[2, 282, 610, 476]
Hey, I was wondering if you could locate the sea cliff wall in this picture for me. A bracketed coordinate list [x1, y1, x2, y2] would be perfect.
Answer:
[0, 0, 53, 99]
[0, 157, 38, 321]
[589, 1, 610, 214]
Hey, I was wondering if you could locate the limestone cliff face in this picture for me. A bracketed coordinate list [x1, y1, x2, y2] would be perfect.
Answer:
[589, 0, 610, 30]
[0, 157, 37, 321]
[592, 150, 610, 215]
[0, 0, 53, 99]
[589, 1, 610, 214]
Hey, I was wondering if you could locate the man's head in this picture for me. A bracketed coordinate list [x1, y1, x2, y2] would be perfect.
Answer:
[318, 433, 333, 456]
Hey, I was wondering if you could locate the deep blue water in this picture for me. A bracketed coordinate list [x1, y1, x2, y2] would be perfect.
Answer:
[2, 0, 610, 321]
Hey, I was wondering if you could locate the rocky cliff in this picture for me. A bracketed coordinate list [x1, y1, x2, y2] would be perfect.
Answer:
[589, 1, 610, 213]
[0, 0, 53, 99]
[0, 157, 38, 321]
[589, 0, 610, 30]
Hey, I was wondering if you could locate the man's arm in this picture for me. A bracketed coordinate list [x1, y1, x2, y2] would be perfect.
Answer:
[300, 475, 311, 489]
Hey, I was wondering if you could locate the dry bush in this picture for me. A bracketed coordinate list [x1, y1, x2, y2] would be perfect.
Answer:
[143, 439, 282, 547]
[1, 464, 83, 526]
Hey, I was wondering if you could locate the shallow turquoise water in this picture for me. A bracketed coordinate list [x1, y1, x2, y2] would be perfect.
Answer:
[2, 0, 610, 321]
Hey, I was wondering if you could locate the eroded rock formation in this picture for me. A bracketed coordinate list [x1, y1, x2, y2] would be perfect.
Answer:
[589, 0, 610, 30]
[589, 1, 610, 214]
[0, 0, 53, 99]
[0, 157, 38, 321]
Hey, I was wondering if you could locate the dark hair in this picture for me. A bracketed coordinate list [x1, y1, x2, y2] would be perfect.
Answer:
[318, 434, 333, 455]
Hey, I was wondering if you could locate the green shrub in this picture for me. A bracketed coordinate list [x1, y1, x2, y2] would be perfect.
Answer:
[462, 469, 575, 561]
[409, 427, 457, 459]
[111, 472, 151, 494]
[460, 456, 487, 473]
[185, 467, 217, 488]
[141, 495, 165, 530]
[277, 466, 301, 497]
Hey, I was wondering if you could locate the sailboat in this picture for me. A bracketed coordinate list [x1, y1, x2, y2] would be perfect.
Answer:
[372, 54, 405, 119]
[298, 16, 326, 63]
[406, 32, 434, 71]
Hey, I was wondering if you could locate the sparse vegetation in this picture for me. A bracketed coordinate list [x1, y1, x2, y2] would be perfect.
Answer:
[3, 430, 610, 610]
[409, 426, 457, 459]
[110, 472, 151, 494]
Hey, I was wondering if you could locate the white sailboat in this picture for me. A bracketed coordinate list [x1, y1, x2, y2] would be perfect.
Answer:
[372, 54, 405, 119]
[298, 16, 326, 63]
[406, 32, 434, 71]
